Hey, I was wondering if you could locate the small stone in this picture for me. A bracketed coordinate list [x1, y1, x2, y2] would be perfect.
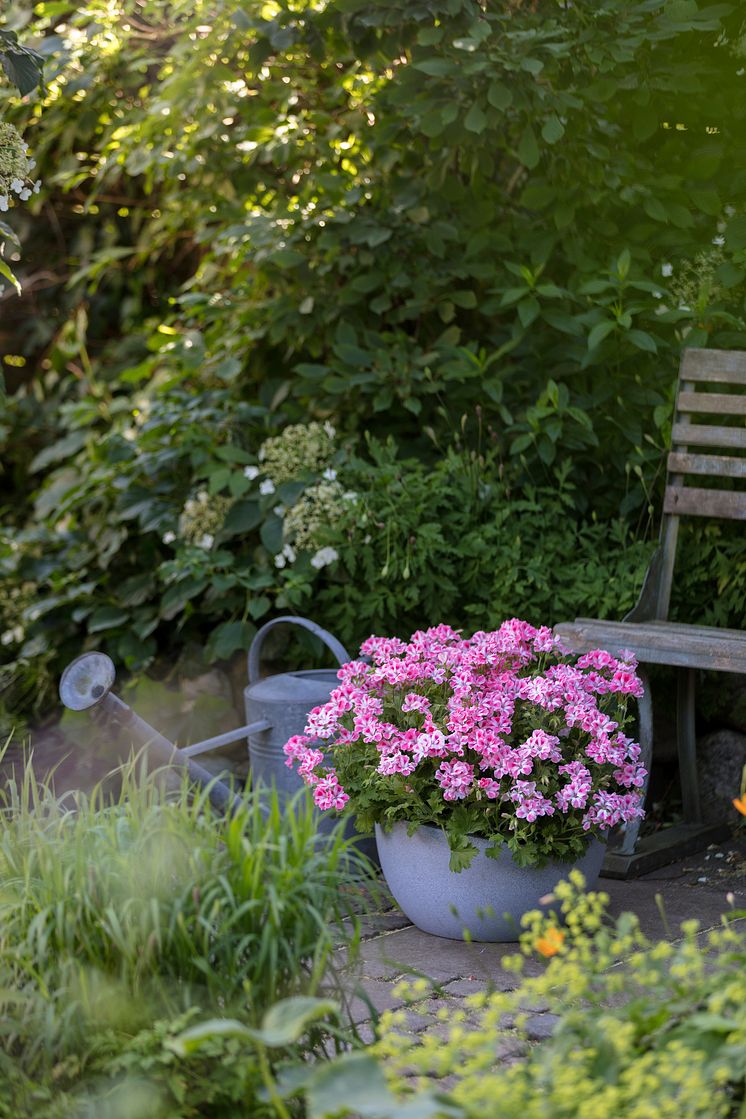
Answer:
[697, 877, 708, 884]
[496, 1036, 528, 1060]
[523, 1013, 561, 1041]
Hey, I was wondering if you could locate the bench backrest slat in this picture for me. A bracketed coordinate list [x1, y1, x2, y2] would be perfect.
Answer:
[650, 348, 746, 620]
[667, 451, 746, 479]
[663, 485, 746, 520]
[671, 421, 746, 450]
[681, 348, 746, 383]
[677, 391, 746, 416]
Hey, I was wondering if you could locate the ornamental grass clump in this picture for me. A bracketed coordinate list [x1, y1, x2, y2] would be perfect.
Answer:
[284, 620, 647, 870]
[0, 752, 371, 1116]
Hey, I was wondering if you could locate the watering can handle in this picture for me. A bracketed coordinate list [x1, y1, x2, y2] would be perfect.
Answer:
[247, 615, 350, 684]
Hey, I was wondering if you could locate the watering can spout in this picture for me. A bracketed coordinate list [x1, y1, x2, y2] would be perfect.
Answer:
[59, 652, 243, 816]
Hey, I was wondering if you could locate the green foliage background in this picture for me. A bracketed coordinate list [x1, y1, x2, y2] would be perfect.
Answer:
[2, 0, 746, 719]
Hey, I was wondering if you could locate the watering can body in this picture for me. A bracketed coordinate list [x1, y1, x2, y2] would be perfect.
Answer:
[243, 616, 375, 857]
[244, 668, 342, 799]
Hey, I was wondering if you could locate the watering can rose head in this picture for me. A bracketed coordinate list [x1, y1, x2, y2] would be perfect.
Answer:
[282, 620, 647, 869]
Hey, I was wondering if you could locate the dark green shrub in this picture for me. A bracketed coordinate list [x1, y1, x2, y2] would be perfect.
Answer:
[4, 0, 746, 719]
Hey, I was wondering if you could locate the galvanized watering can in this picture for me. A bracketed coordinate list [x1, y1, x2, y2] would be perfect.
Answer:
[58, 617, 371, 851]
[243, 615, 350, 798]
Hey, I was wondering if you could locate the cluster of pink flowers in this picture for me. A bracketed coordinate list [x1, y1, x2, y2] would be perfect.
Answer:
[283, 620, 647, 837]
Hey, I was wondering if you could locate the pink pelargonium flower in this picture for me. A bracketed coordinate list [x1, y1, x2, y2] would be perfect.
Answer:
[477, 777, 502, 799]
[610, 667, 645, 698]
[312, 771, 349, 811]
[401, 691, 431, 715]
[377, 750, 418, 777]
[280, 621, 648, 837]
[521, 728, 562, 762]
[436, 759, 475, 801]
[304, 704, 340, 740]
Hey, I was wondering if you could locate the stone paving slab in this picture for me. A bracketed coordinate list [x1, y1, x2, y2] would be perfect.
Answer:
[344, 846, 746, 1031]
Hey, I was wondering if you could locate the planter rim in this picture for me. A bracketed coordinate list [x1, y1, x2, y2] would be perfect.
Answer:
[375, 819, 607, 855]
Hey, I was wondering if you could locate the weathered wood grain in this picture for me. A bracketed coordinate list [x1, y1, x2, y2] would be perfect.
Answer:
[677, 390, 746, 415]
[663, 484, 746, 520]
[681, 348, 746, 382]
[671, 421, 746, 449]
[666, 451, 746, 479]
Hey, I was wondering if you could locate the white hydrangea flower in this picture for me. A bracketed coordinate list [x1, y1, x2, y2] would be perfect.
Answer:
[243, 465, 260, 480]
[273, 504, 286, 518]
[259, 478, 276, 495]
[282, 543, 297, 563]
[0, 123, 40, 211]
[322, 467, 337, 481]
[661, 262, 673, 278]
[196, 533, 214, 549]
[712, 235, 725, 246]
[162, 530, 176, 544]
[1, 625, 24, 646]
[310, 546, 339, 570]
[258, 422, 336, 486]
[274, 552, 287, 568]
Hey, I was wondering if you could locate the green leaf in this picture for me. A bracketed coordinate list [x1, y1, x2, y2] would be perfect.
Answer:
[207, 620, 255, 661]
[520, 184, 555, 209]
[222, 500, 262, 536]
[464, 102, 487, 134]
[412, 58, 454, 77]
[715, 262, 745, 288]
[170, 1018, 255, 1057]
[518, 127, 540, 169]
[0, 256, 21, 295]
[587, 320, 616, 350]
[725, 216, 746, 252]
[30, 430, 89, 473]
[88, 606, 129, 634]
[257, 996, 339, 1047]
[260, 515, 283, 554]
[160, 578, 208, 620]
[451, 289, 477, 309]
[689, 188, 720, 216]
[0, 37, 44, 96]
[627, 329, 657, 353]
[487, 81, 512, 110]
[517, 296, 540, 327]
[541, 115, 564, 144]
[306, 1052, 396, 1119]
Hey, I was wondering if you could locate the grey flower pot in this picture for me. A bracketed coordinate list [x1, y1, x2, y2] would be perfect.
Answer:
[374, 822, 606, 942]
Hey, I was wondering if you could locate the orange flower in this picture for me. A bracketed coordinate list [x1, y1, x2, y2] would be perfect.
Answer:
[535, 927, 565, 957]
[733, 795, 746, 817]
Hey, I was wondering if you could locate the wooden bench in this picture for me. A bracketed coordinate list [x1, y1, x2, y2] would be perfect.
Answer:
[556, 348, 746, 877]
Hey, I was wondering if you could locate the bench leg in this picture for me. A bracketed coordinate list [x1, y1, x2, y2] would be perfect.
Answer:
[617, 666, 653, 857]
[676, 666, 701, 824]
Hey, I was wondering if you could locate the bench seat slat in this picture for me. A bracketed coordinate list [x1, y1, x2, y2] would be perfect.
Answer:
[663, 484, 746, 520]
[666, 451, 746, 479]
[677, 391, 746, 416]
[555, 619, 746, 673]
[672, 421, 746, 449]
